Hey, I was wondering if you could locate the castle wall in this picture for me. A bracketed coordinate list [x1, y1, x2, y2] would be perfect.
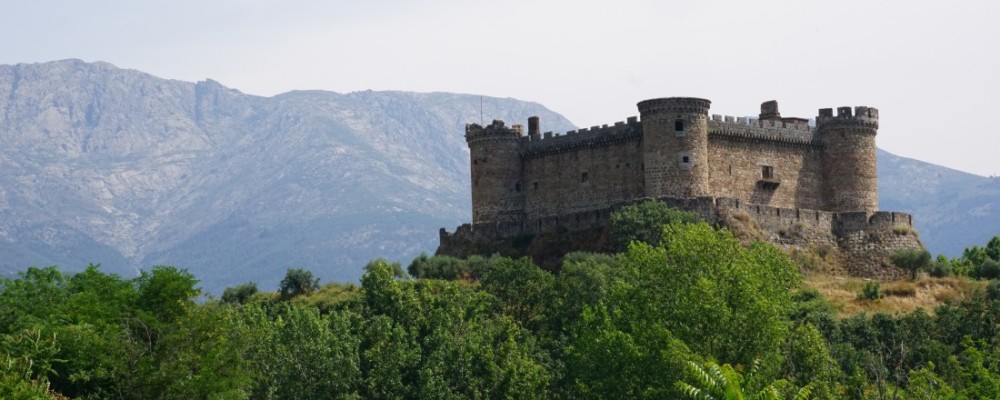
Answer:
[707, 135, 824, 210]
[439, 197, 923, 279]
[521, 136, 643, 219]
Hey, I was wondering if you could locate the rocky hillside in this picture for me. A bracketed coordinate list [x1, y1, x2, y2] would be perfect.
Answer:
[0, 59, 574, 292]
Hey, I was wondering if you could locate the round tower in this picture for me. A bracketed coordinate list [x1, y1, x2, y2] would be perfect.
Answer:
[466, 120, 525, 223]
[637, 97, 712, 198]
[818, 106, 879, 213]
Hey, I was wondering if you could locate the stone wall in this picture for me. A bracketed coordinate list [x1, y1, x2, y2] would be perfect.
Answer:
[707, 134, 824, 210]
[438, 197, 923, 279]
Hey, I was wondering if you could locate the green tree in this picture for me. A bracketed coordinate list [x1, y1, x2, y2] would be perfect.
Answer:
[279, 268, 320, 300]
[135, 266, 200, 323]
[610, 200, 699, 250]
[890, 249, 932, 280]
[986, 236, 1000, 262]
[222, 282, 258, 304]
[676, 360, 812, 400]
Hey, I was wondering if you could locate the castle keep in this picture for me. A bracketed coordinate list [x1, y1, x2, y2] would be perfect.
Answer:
[440, 97, 922, 278]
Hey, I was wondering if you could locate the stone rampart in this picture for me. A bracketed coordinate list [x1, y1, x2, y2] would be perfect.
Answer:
[520, 117, 642, 158]
[438, 197, 923, 279]
[707, 115, 820, 146]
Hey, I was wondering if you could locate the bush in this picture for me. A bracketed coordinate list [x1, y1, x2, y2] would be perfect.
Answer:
[610, 200, 698, 250]
[929, 257, 951, 278]
[976, 259, 1000, 280]
[279, 268, 320, 300]
[890, 249, 932, 280]
[221, 282, 258, 304]
[858, 281, 883, 301]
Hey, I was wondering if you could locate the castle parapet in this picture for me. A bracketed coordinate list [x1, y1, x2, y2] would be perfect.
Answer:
[520, 116, 642, 157]
[465, 119, 522, 144]
[816, 106, 879, 133]
[708, 114, 819, 145]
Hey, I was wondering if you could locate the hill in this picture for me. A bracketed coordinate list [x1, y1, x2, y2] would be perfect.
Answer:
[0, 59, 574, 291]
[877, 148, 1000, 256]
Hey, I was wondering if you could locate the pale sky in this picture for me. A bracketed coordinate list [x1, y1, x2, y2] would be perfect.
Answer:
[3, 0, 998, 176]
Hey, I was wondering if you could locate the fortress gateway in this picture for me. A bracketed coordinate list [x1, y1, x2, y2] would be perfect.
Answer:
[438, 97, 923, 278]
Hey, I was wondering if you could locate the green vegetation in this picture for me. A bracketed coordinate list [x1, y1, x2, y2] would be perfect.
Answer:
[2, 202, 1000, 399]
[890, 249, 932, 280]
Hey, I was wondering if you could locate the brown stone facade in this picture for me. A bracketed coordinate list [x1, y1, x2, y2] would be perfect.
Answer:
[441, 97, 922, 278]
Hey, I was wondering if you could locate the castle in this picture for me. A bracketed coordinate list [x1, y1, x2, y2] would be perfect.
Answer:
[438, 97, 923, 278]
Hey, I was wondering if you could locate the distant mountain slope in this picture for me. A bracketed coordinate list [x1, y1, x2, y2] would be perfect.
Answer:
[0, 59, 574, 292]
[877, 148, 1000, 257]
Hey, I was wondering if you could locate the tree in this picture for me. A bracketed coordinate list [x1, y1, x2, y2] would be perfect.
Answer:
[676, 360, 812, 400]
[279, 268, 320, 300]
[986, 236, 1000, 262]
[135, 266, 200, 323]
[890, 249, 932, 280]
[221, 282, 258, 304]
[610, 200, 699, 250]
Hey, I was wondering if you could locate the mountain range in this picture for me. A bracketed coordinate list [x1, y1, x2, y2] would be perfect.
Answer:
[0, 59, 996, 292]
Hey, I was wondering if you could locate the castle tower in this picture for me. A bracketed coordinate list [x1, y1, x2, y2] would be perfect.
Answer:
[818, 106, 879, 213]
[637, 97, 712, 198]
[466, 120, 525, 223]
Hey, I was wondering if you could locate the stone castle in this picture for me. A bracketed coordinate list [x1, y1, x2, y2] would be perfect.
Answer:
[438, 97, 923, 278]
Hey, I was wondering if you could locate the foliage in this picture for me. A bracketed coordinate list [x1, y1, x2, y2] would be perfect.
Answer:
[676, 360, 812, 400]
[279, 268, 320, 299]
[858, 282, 884, 301]
[890, 249, 932, 280]
[221, 282, 258, 304]
[609, 200, 699, 250]
[7, 227, 1000, 399]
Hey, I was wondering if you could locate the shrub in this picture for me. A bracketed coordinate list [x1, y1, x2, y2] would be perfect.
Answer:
[610, 200, 698, 250]
[890, 249, 932, 280]
[858, 281, 883, 301]
[279, 268, 320, 300]
[929, 256, 951, 278]
[976, 259, 1000, 280]
[221, 282, 258, 304]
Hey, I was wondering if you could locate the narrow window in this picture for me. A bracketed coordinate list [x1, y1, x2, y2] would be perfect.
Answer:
[515, 182, 521, 193]
[581, 172, 589, 183]
[533, 182, 538, 190]
[682, 156, 690, 164]
[674, 119, 684, 132]
[761, 165, 774, 179]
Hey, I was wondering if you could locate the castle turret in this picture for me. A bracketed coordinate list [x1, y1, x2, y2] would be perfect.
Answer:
[637, 97, 712, 198]
[818, 106, 879, 213]
[466, 120, 524, 223]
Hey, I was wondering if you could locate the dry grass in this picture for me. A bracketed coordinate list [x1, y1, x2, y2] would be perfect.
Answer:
[803, 273, 986, 318]
[892, 224, 918, 237]
[789, 244, 847, 275]
[719, 208, 765, 243]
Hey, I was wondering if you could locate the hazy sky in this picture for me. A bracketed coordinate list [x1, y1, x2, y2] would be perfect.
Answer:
[3, 0, 998, 176]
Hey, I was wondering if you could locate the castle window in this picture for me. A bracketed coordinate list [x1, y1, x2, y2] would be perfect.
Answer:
[533, 182, 538, 190]
[581, 172, 589, 184]
[515, 182, 521, 193]
[682, 156, 690, 164]
[761, 165, 774, 179]
[674, 119, 684, 132]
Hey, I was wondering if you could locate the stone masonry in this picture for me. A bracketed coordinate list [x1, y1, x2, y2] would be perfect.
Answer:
[441, 97, 923, 278]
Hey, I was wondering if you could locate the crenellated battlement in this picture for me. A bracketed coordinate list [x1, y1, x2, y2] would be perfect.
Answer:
[465, 119, 523, 144]
[816, 106, 879, 132]
[519, 116, 642, 158]
[708, 114, 818, 145]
